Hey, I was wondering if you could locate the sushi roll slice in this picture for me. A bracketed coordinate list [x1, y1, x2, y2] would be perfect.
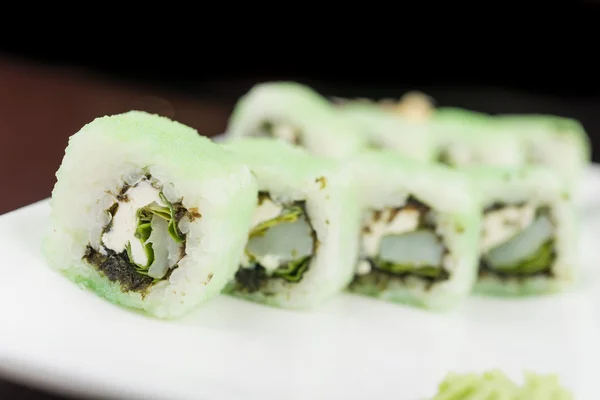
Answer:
[432, 107, 527, 168]
[346, 150, 482, 311]
[465, 165, 578, 296]
[335, 99, 439, 162]
[224, 81, 368, 159]
[495, 114, 591, 191]
[42, 111, 258, 318]
[221, 137, 362, 309]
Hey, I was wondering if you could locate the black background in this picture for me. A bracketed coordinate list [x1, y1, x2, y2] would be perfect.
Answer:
[3, 24, 600, 164]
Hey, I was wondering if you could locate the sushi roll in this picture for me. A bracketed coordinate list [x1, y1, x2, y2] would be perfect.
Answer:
[335, 99, 439, 162]
[495, 114, 591, 191]
[432, 107, 527, 168]
[346, 150, 482, 311]
[221, 137, 362, 309]
[224, 81, 368, 159]
[42, 111, 258, 318]
[466, 165, 578, 296]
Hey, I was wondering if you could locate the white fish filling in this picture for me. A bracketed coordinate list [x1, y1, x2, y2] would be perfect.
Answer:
[485, 215, 553, 267]
[362, 208, 420, 256]
[379, 231, 444, 267]
[242, 197, 314, 273]
[480, 204, 536, 253]
[360, 204, 446, 273]
[147, 217, 181, 279]
[99, 178, 185, 279]
[481, 203, 555, 270]
[102, 180, 164, 266]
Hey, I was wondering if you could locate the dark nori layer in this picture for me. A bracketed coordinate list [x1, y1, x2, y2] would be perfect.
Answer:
[171, 200, 188, 239]
[404, 195, 436, 230]
[478, 256, 555, 280]
[233, 264, 269, 293]
[83, 246, 153, 293]
[349, 259, 451, 292]
[257, 191, 270, 206]
[436, 149, 453, 166]
[102, 203, 119, 234]
[484, 201, 527, 214]
[174, 205, 188, 225]
[116, 183, 131, 202]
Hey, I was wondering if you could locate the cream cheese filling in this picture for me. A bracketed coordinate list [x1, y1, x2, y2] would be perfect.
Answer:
[102, 180, 165, 266]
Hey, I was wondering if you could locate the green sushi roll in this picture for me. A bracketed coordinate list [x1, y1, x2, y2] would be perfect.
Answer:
[495, 114, 591, 190]
[432, 107, 528, 168]
[42, 111, 258, 318]
[224, 81, 368, 159]
[464, 165, 578, 296]
[221, 137, 362, 309]
[345, 150, 482, 311]
[336, 100, 438, 162]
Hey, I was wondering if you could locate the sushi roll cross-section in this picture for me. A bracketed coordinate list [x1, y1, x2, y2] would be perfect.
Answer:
[224, 81, 368, 159]
[346, 150, 482, 311]
[43, 111, 258, 318]
[465, 166, 579, 296]
[222, 137, 362, 309]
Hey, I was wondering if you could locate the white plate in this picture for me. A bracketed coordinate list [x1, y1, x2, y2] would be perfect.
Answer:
[1, 167, 600, 400]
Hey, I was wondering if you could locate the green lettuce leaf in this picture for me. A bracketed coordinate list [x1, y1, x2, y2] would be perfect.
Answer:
[244, 203, 312, 284]
[249, 206, 303, 239]
[125, 242, 155, 271]
[142, 193, 185, 243]
[272, 256, 311, 282]
[486, 240, 554, 275]
[374, 259, 446, 279]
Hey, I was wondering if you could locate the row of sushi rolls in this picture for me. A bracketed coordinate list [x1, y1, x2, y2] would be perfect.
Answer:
[43, 81, 588, 397]
[43, 81, 591, 319]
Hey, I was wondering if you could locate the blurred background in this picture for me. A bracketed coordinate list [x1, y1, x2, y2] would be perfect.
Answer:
[1, 25, 600, 220]
[1, 15, 599, 397]
[2, 40, 600, 216]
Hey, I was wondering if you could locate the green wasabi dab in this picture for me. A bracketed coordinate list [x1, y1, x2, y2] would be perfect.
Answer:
[431, 370, 573, 400]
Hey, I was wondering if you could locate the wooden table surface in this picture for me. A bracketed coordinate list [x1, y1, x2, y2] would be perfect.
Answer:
[1, 55, 599, 400]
